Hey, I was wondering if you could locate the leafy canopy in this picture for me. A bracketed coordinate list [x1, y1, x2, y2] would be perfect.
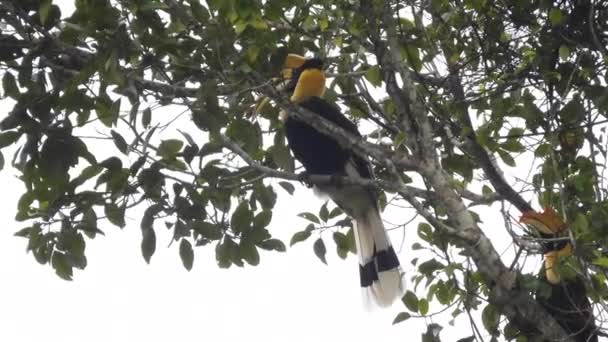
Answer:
[2, 0, 608, 340]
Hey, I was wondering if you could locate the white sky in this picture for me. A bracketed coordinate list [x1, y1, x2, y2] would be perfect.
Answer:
[0, 1, 544, 341]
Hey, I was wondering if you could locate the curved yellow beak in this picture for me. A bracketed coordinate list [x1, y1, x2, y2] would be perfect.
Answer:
[253, 54, 308, 116]
[284, 54, 307, 68]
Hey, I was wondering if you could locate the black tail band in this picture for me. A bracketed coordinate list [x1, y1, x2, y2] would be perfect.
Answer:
[359, 246, 400, 287]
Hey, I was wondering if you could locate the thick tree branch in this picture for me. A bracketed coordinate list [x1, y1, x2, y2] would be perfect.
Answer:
[218, 134, 434, 199]
[444, 73, 533, 214]
[246, 73, 418, 172]
[357, 1, 574, 340]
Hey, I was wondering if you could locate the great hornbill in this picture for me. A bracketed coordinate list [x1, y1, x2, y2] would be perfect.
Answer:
[520, 208, 598, 342]
[273, 54, 404, 306]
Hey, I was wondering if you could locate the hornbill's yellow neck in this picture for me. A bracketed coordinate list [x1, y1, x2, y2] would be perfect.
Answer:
[290, 68, 326, 103]
[544, 243, 573, 285]
[278, 54, 326, 121]
[252, 54, 327, 120]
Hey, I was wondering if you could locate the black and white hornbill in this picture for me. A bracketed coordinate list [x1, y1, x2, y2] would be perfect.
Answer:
[520, 208, 598, 342]
[275, 54, 404, 306]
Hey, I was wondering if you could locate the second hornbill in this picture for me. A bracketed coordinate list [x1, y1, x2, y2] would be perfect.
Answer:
[520, 208, 598, 341]
[274, 54, 404, 306]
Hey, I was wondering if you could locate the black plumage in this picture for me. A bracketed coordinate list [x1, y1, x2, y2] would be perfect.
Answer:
[284, 97, 372, 179]
[280, 55, 403, 306]
[537, 250, 598, 342]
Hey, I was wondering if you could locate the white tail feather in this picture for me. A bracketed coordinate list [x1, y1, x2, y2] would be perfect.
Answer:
[318, 159, 404, 307]
[354, 208, 404, 307]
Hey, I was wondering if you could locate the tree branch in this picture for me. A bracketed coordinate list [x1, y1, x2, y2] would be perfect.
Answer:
[357, 1, 574, 340]
[219, 134, 428, 198]
[245, 72, 419, 172]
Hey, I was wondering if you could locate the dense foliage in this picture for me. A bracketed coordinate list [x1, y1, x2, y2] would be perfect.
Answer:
[2, 0, 608, 340]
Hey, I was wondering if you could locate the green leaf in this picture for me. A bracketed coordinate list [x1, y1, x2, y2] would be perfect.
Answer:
[393, 132, 406, 147]
[501, 139, 524, 153]
[234, 20, 248, 34]
[14, 226, 32, 238]
[313, 238, 327, 264]
[39, 0, 53, 25]
[129, 102, 140, 123]
[179, 239, 194, 271]
[0, 151, 4, 171]
[592, 257, 608, 267]
[558, 97, 584, 124]
[417, 223, 434, 243]
[418, 298, 429, 315]
[182, 144, 198, 164]
[79, 208, 98, 238]
[497, 149, 516, 167]
[549, 9, 563, 25]
[319, 202, 329, 222]
[60, 231, 86, 258]
[441, 154, 474, 181]
[298, 212, 320, 224]
[333, 231, 349, 259]
[402, 290, 419, 312]
[253, 210, 272, 229]
[226, 120, 261, 156]
[25, 224, 42, 251]
[111, 130, 128, 154]
[328, 207, 343, 219]
[141, 205, 162, 263]
[193, 84, 225, 132]
[290, 229, 312, 246]
[278, 181, 295, 195]
[319, 16, 329, 31]
[141, 228, 156, 264]
[258, 239, 286, 252]
[215, 238, 233, 268]
[534, 143, 551, 157]
[572, 213, 589, 235]
[503, 323, 519, 340]
[392, 312, 411, 325]
[240, 242, 260, 266]
[168, 18, 187, 34]
[2, 72, 19, 99]
[190, 1, 210, 22]
[404, 45, 422, 72]
[142, 107, 152, 128]
[231, 201, 252, 232]
[104, 203, 125, 228]
[255, 184, 276, 210]
[364, 65, 382, 87]
[419, 259, 445, 276]
[51, 251, 73, 280]
[0, 131, 21, 149]
[558, 45, 570, 61]
[482, 304, 500, 335]
[270, 144, 293, 172]
[158, 139, 184, 159]
[96, 97, 120, 127]
[192, 221, 223, 240]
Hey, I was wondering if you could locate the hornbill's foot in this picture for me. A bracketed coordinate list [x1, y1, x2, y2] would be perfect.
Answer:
[297, 171, 313, 188]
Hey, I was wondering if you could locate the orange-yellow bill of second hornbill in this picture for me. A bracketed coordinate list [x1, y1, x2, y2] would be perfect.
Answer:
[276, 54, 404, 306]
[520, 208, 598, 342]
